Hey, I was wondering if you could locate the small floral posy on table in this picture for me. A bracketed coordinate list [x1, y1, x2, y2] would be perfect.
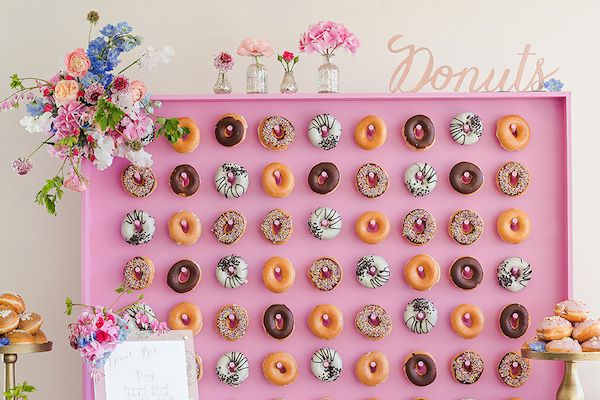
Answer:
[277, 51, 300, 94]
[213, 51, 235, 94]
[237, 37, 274, 94]
[1, 11, 187, 215]
[278, 51, 299, 72]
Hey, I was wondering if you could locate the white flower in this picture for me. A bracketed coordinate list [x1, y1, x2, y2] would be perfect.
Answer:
[19, 112, 53, 133]
[111, 92, 140, 116]
[125, 148, 153, 167]
[93, 134, 115, 171]
[139, 46, 175, 73]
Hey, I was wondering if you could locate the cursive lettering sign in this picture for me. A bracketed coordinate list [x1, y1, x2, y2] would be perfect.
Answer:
[387, 34, 559, 93]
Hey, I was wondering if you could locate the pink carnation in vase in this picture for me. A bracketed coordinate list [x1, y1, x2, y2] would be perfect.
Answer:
[237, 37, 274, 57]
[298, 20, 360, 55]
[214, 51, 234, 72]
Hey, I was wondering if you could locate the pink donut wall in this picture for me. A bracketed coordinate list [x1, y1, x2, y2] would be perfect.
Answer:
[83, 93, 571, 399]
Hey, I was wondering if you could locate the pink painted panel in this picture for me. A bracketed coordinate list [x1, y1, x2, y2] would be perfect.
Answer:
[83, 93, 570, 399]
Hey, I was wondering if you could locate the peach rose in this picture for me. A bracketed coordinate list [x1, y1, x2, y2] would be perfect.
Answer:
[64, 48, 91, 78]
[128, 80, 147, 102]
[54, 80, 81, 106]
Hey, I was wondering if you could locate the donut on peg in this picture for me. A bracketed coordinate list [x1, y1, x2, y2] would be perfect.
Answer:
[167, 301, 202, 335]
[311, 348, 343, 382]
[497, 161, 530, 196]
[450, 257, 484, 290]
[308, 162, 340, 195]
[216, 351, 249, 387]
[451, 350, 484, 384]
[355, 351, 389, 386]
[172, 117, 200, 153]
[496, 115, 530, 151]
[499, 303, 530, 339]
[403, 115, 435, 150]
[403, 351, 437, 386]
[308, 114, 342, 150]
[123, 256, 155, 290]
[167, 259, 201, 293]
[404, 254, 440, 291]
[169, 164, 200, 197]
[261, 209, 293, 244]
[450, 304, 485, 339]
[450, 112, 483, 145]
[262, 162, 295, 198]
[262, 352, 298, 386]
[497, 352, 531, 387]
[309, 257, 343, 291]
[354, 115, 387, 150]
[355, 304, 392, 340]
[496, 208, 530, 244]
[121, 164, 157, 198]
[262, 304, 294, 340]
[355, 211, 390, 244]
[262, 256, 295, 293]
[214, 113, 247, 147]
[215, 304, 249, 341]
[356, 163, 389, 198]
[403, 209, 436, 245]
[308, 304, 343, 339]
[258, 116, 296, 150]
[449, 209, 483, 245]
[168, 210, 201, 246]
[449, 162, 484, 195]
[404, 162, 437, 197]
[211, 210, 246, 244]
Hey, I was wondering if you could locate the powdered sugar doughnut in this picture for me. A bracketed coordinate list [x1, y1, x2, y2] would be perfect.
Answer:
[404, 298, 438, 334]
[308, 114, 342, 150]
[121, 210, 155, 245]
[216, 255, 248, 289]
[355, 255, 390, 289]
[450, 112, 483, 145]
[216, 351, 249, 387]
[497, 257, 532, 292]
[311, 348, 343, 382]
[404, 163, 437, 197]
[308, 207, 342, 240]
[215, 163, 249, 198]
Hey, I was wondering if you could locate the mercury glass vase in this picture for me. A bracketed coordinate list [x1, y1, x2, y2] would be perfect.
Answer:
[246, 58, 268, 94]
[213, 72, 232, 94]
[279, 71, 298, 94]
[318, 53, 339, 93]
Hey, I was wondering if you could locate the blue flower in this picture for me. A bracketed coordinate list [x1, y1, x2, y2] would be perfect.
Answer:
[528, 340, 546, 352]
[100, 24, 117, 37]
[0, 337, 9, 347]
[116, 22, 132, 35]
[81, 72, 100, 88]
[544, 78, 564, 92]
[26, 101, 44, 117]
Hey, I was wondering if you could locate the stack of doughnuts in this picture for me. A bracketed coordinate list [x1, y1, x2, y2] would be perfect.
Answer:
[0, 292, 49, 345]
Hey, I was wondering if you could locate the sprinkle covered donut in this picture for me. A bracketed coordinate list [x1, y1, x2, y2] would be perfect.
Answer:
[450, 304, 485, 339]
[261, 209, 293, 244]
[497, 208, 531, 244]
[404, 254, 440, 291]
[308, 114, 342, 150]
[308, 304, 344, 339]
[450, 112, 483, 145]
[499, 303, 530, 339]
[403, 209, 436, 245]
[215, 163, 249, 198]
[212, 210, 246, 244]
[403, 352, 437, 386]
[449, 209, 483, 245]
[169, 164, 200, 197]
[449, 162, 484, 195]
[123, 256, 155, 290]
[311, 348, 343, 382]
[167, 301, 203, 335]
[308, 162, 340, 195]
[121, 210, 155, 245]
[497, 257, 532, 292]
[496, 115, 530, 151]
[450, 257, 484, 290]
[356, 255, 390, 289]
[168, 210, 201, 246]
[404, 298, 437, 334]
[262, 352, 298, 386]
[354, 115, 387, 150]
[216, 351, 249, 387]
[167, 259, 201, 293]
[497, 162, 530, 196]
[172, 117, 200, 153]
[355, 304, 392, 340]
[262, 162, 295, 198]
[403, 115, 435, 150]
[259, 115, 296, 150]
[216, 255, 248, 289]
[263, 304, 294, 340]
[309, 257, 342, 291]
[356, 163, 389, 198]
[216, 304, 249, 341]
[497, 352, 531, 387]
[355, 211, 390, 244]
[121, 164, 157, 198]
[215, 113, 247, 147]
[451, 350, 484, 384]
[355, 351, 389, 386]
[308, 207, 342, 240]
[404, 162, 437, 197]
[262, 256, 295, 293]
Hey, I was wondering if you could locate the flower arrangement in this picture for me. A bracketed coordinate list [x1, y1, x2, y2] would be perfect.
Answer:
[237, 37, 274, 63]
[1, 11, 186, 215]
[298, 20, 360, 56]
[544, 78, 564, 92]
[214, 51, 235, 73]
[277, 51, 299, 72]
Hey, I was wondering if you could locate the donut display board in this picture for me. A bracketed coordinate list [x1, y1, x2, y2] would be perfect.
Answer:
[82, 93, 571, 399]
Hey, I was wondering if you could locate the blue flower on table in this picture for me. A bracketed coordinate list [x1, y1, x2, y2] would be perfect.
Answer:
[26, 101, 44, 117]
[116, 22, 132, 35]
[0, 337, 9, 347]
[544, 78, 564, 92]
[100, 24, 117, 37]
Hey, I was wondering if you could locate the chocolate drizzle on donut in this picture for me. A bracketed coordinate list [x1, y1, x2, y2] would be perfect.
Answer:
[450, 257, 484, 290]
[167, 260, 201, 293]
[215, 115, 246, 147]
[263, 304, 294, 340]
[308, 162, 340, 194]
[403, 115, 435, 150]
[449, 162, 484, 194]
[404, 353, 437, 386]
[500, 303, 530, 339]
[170, 164, 200, 197]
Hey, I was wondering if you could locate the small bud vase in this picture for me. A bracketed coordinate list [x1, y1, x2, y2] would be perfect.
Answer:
[280, 71, 298, 94]
[213, 72, 232, 94]
[318, 53, 339, 93]
[246, 57, 268, 94]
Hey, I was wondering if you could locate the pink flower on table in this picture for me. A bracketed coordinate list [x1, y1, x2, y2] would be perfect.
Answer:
[127, 80, 146, 102]
[54, 101, 84, 138]
[63, 169, 88, 192]
[298, 20, 360, 55]
[65, 48, 91, 77]
[54, 79, 81, 106]
[282, 51, 295, 62]
[121, 115, 152, 141]
[237, 37, 274, 57]
[112, 76, 130, 92]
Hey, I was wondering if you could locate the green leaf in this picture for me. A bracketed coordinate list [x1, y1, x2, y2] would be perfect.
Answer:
[94, 98, 125, 131]
[277, 54, 283, 62]
[65, 297, 73, 315]
[155, 117, 187, 143]
[34, 176, 64, 216]
[9, 74, 24, 90]
[293, 55, 299, 63]
[57, 136, 78, 148]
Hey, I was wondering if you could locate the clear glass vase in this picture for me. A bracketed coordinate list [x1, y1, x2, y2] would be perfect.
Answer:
[318, 53, 339, 93]
[246, 57, 268, 94]
[280, 71, 298, 94]
[213, 71, 232, 94]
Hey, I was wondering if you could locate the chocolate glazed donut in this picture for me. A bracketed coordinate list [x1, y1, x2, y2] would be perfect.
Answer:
[500, 303, 530, 339]
[263, 304, 294, 340]
[404, 352, 437, 386]
[449, 162, 484, 194]
[403, 115, 435, 150]
[167, 260, 201, 293]
[450, 257, 484, 290]
[308, 162, 340, 194]
[170, 164, 200, 197]
[215, 114, 247, 147]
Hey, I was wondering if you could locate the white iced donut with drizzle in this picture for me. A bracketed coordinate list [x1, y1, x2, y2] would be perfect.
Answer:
[356, 255, 390, 289]
[404, 162, 438, 197]
[308, 207, 342, 240]
[308, 114, 342, 150]
[497, 256, 532, 292]
[450, 112, 483, 145]
[216, 255, 249, 289]
[311, 348, 343, 382]
[121, 210, 155, 245]
[215, 163, 249, 198]
[403, 298, 438, 334]
[216, 351, 249, 387]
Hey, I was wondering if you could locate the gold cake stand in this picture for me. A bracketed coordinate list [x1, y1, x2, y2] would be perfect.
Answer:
[0, 342, 52, 399]
[522, 348, 600, 400]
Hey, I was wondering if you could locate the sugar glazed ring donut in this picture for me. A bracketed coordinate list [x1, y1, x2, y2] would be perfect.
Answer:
[259, 115, 296, 150]
[404, 298, 437, 334]
[172, 117, 200, 153]
[215, 163, 249, 198]
[403, 115, 435, 150]
[215, 113, 247, 147]
[354, 115, 387, 150]
[121, 210, 155, 245]
[355, 211, 390, 244]
[497, 162, 530, 196]
[355, 304, 392, 340]
[355, 351, 389, 386]
[311, 348, 343, 382]
[449, 162, 484, 195]
[168, 210, 201, 245]
[123, 256, 155, 290]
[496, 115, 530, 151]
[216, 304, 249, 341]
[497, 208, 531, 244]
[450, 257, 484, 290]
[261, 209, 293, 244]
[404, 162, 437, 197]
[309, 257, 342, 291]
[356, 163, 389, 198]
[356, 255, 390, 289]
[451, 350, 484, 384]
[262, 352, 298, 386]
[308, 114, 342, 150]
[262, 162, 294, 198]
[121, 164, 157, 198]
[170, 164, 200, 197]
[404, 254, 440, 291]
[216, 255, 248, 289]
[449, 209, 483, 245]
[308, 162, 340, 195]
[262, 257, 295, 293]
[404, 352, 437, 386]
[167, 301, 203, 335]
[216, 351, 249, 387]
[497, 257, 532, 292]
[212, 210, 246, 244]
[308, 304, 343, 339]
[263, 304, 294, 340]
[497, 352, 531, 387]
[500, 304, 530, 339]
[0, 293, 26, 314]
[308, 207, 342, 240]
[555, 299, 590, 323]
[450, 304, 485, 339]
[0, 308, 19, 334]
[536, 316, 573, 340]
[572, 319, 600, 342]
[17, 312, 42, 335]
[450, 112, 483, 145]
[167, 259, 201, 293]
[403, 209, 436, 245]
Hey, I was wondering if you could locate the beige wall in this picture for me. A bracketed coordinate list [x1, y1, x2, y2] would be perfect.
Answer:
[1, 0, 599, 398]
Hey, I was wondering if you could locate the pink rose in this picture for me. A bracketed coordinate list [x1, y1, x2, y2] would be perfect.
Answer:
[63, 169, 88, 192]
[237, 37, 274, 57]
[64, 48, 91, 77]
[54, 80, 80, 105]
[282, 51, 295, 62]
[128, 80, 146, 102]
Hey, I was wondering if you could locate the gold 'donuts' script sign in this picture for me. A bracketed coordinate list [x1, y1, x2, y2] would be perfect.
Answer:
[387, 34, 559, 93]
